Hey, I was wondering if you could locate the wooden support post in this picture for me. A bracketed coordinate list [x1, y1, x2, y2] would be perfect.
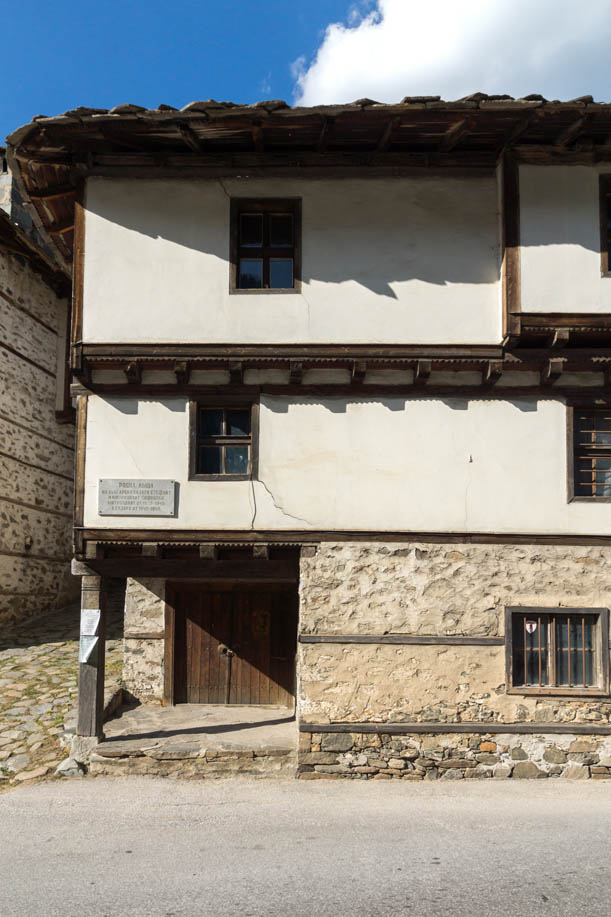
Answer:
[76, 575, 107, 739]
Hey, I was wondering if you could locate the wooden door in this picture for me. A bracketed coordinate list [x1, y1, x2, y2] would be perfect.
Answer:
[171, 584, 297, 706]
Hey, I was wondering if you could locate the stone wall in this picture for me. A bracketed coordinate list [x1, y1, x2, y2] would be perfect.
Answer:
[298, 731, 611, 779]
[122, 578, 165, 701]
[0, 244, 78, 626]
[298, 543, 611, 725]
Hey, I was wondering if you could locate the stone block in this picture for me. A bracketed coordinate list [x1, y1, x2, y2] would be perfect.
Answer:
[373, 773, 392, 780]
[314, 764, 351, 775]
[569, 739, 597, 753]
[511, 747, 528, 761]
[320, 733, 354, 753]
[513, 762, 546, 779]
[299, 752, 337, 765]
[561, 764, 590, 779]
[476, 754, 500, 765]
[591, 766, 610, 775]
[493, 764, 513, 779]
[70, 736, 99, 765]
[55, 758, 85, 777]
[479, 741, 497, 752]
[543, 746, 567, 765]
[438, 758, 476, 769]
[388, 758, 406, 769]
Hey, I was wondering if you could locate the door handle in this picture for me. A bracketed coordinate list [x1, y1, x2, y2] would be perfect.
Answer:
[218, 644, 235, 658]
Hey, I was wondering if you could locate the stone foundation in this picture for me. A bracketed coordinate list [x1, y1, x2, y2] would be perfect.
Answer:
[122, 578, 165, 701]
[298, 731, 611, 780]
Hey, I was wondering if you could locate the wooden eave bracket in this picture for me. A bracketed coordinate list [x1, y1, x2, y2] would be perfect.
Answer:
[289, 361, 303, 385]
[174, 360, 191, 385]
[439, 117, 475, 152]
[253, 544, 270, 560]
[351, 360, 367, 385]
[554, 114, 592, 148]
[482, 359, 503, 385]
[548, 329, 570, 348]
[229, 361, 243, 385]
[85, 541, 104, 561]
[141, 543, 162, 558]
[199, 545, 219, 560]
[414, 359, 432, 385]
[541, 357, 565, 385]
[125, 361, 142, 384]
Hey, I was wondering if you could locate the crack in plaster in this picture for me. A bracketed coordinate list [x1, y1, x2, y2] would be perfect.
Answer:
[250, 474, 313, 529]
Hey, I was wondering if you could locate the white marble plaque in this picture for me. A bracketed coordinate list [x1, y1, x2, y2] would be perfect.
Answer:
[80, 609, 100, 636]
[98, 479, 176, 516]
[79, 636, 98, 664]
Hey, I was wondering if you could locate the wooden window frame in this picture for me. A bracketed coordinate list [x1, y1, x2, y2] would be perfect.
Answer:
[505, 606, 610, 697]
[567, 403, 611, 503]
[600, 175, 611, 277]
[188, 398, 259, 482]
[229, 198, 302, 294]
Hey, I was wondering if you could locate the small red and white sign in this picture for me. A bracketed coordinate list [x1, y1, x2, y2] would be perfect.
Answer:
[525, 620, 537, 634]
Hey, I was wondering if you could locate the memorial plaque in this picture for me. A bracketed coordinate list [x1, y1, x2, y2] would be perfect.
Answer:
[98, 479, 176, 516]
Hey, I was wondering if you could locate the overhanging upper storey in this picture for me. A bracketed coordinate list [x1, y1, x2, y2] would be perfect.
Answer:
[7, 93, 611, 271]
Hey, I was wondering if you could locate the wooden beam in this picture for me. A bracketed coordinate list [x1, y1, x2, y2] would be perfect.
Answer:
[252, 122, 264, 153]
[28, 183, 76, 201]
[300, 721, 611, 736]
[289, 361, 303, 385]
[351, 360, 367, 385]
[125, 361, 141, 384]
[229, 361, 243, 385]
[482, 359, 503, 386]
[47, 217, 75, 236]
[299, 634, 504, 646]
[439, 117, 474, 152]
[502, 153, 521, 338]
[317, 117, 333, 153]
[377, 116, 401, 151]
[554, 115, 591, 148]
[178, 123, 204, 153]
[76, 575, 107, 739]
[414, 359, 431, 384]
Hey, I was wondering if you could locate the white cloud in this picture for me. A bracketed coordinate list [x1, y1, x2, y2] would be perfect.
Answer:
[293, 0, 611, 105]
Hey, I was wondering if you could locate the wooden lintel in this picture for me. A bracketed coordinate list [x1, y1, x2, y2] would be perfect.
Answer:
[414, 359, 432, 384]
[174, 360, 191, 385]
[141, 543, 162, 558]
[252, 122, 264, 154]
[47, 217, 75, 236]
[541, 357, 564, 385]
[317, 117, 333, 153]
[289, 361, 303, 385]
[253, 544, 270, 560]
[482, 359, 503, 385]
[548, 329, 570, 348]
[377, 116, 401, 151]
[125, 361, 141, 384]
[439, 117, 473, 153]
[229, 361, 243, 385]
[199, 544, 219, 560]
[351, 360, 367, 385]
[554, 115, 591, 148]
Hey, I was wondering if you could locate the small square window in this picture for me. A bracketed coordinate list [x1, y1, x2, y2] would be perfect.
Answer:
[190, 403, 258, 480]
[506, 607, 609, 696]
[230, 199, 301, 293]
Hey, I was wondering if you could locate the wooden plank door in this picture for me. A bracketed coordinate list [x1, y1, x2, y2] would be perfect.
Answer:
[172, 584, 297, 706]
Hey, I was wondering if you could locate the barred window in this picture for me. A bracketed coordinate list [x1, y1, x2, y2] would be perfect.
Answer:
[506, 607, 609, 695]
[573, 410, 611, 499]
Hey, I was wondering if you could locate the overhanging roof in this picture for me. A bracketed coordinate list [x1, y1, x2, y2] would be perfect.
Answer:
[7, 92, 611, 268]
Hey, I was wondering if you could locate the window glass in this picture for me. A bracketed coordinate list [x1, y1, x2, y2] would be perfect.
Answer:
[270, 214, 293, 247]
[239, 259, 263, 289]
[226, 410, 250, 436]
[225, 445, 249, 474]
[240, 213, 263, 247]
[200, 409, 223, 435]
[269, 259, 293, 289]
[200, 447, 222, 475]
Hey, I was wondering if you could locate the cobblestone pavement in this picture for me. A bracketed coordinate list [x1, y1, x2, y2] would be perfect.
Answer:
[0, 603, 123, 791]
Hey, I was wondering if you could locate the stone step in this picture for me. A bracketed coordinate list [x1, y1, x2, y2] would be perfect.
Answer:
[88, 747, 297, 778]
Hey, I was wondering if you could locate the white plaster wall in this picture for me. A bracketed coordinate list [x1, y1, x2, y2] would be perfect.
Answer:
[84, 394, 610, 536]
[82, 175, 501, 345]
[520, 164, 611, 313]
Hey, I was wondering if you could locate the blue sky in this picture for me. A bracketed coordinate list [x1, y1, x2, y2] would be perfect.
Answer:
[1, 0, 349, 140]
[4, 1, 609, 143]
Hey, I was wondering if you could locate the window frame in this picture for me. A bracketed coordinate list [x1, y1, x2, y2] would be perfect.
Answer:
[229, 198, 302, 294]
[567, 403, 611, 503]
[505, 606, 610, 697]
[188, 398, 259, 482]
[599, 174, 611, 277]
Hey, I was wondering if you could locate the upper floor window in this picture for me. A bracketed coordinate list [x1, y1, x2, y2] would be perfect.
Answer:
[600, 175, 611, 275]
[230, 199, 301, 293]
[189, 401, 258, 481]
[506, 607, 609, 696]
[571, 408, 611, 500]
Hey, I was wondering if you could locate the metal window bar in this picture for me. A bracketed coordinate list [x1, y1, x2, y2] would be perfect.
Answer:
[574, 412, 611, 497]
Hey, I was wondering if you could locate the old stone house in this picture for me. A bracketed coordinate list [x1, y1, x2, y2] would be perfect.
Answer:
[0, 152, 77, 626]
[7, 94, 611, 778]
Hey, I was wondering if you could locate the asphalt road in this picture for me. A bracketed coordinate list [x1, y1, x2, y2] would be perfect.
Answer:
[1, 777, 610, 917]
